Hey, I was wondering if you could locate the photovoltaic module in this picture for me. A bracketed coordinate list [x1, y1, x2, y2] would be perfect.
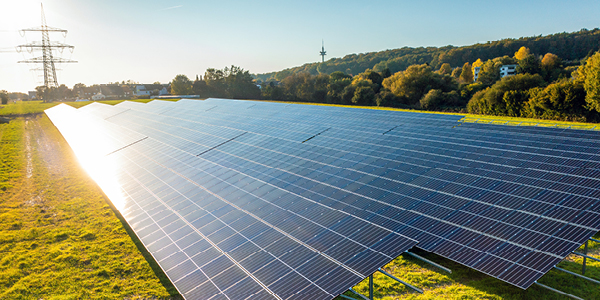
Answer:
[45, 98, 600, 299]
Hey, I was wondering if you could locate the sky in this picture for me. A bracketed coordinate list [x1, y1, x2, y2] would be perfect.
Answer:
[0, 0, 599, 93]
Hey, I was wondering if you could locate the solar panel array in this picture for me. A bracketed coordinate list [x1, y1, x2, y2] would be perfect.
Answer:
[46, 98, 600, 299]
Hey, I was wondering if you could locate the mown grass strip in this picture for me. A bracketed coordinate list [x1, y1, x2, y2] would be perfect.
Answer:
[0, 115, 180, 299]
[0, 120, 24, 191]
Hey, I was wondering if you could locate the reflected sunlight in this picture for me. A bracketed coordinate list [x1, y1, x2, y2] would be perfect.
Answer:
[64, 116, 128, 212]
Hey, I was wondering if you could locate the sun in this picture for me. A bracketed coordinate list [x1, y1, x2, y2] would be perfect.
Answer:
[0, 1, 44, 32]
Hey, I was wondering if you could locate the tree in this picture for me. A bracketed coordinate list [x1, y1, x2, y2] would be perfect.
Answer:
[420, 89, 443, 109]
[380, 68, 392, 79]
[477, 59, 501, 85]
[459, 62, 473, 83]
[541, 53, 561, 70]
[581, 52, 600, 112]
[472, 59, 483, 73]
[383, 64, 458, 106]
[57, 84, 72, 100]
[0, 90, 8, 105]
[261, 82, 285, 100]
[437, 63, 452, 75]
[327, 72, 352, 104]
[352, 85, 376, 105]
[375, 88, 398, 107]
[222, 66, 261, 99]
[192, 79, 210, 97]
[524, 79, 587, 121]
[541, 53, 562, 81]
[170, 74, 192, 95]
[354, 69, 383, 93]
[35, 86, 47, 101]
[330, 71, 352, 81]
[451, 67, 461, 79]
[515, 46, 531, 60]
[516, 54, 542, 75]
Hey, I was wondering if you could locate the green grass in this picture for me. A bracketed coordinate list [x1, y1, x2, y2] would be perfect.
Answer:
[0, 120, 24, 190]
[0, 115, 180, 299]
[0, 101, 57, 116]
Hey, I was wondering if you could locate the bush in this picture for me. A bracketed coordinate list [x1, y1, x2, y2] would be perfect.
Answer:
[524, 79, 589, 121]
[467, 74, 545, 116]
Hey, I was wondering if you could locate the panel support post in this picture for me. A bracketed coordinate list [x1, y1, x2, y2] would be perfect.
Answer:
[534, 283, 584, 300]
[554, 267, 600, 284]
[348, 288, 370, 300]
[338, 293, 358, 300]
[377, 268, 423, 294]
[582, 240, 588, 275]
[405, 251, 452, 273]
[369, 275, 373, 300]
[573, 251, 600, 263]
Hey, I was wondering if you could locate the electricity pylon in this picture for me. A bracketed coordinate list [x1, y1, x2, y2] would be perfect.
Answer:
[17, 3, 76, 98]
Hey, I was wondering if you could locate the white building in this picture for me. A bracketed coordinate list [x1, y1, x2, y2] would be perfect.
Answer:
[92, 92, 106, 101]
[473, 64, 517, 82]
[473, 67, 480, 82]
[134, 84, 169, 97]
[500, 65, 517, 78]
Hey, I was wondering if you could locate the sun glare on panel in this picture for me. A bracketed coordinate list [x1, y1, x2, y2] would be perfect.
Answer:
[66, 119, 128, 212]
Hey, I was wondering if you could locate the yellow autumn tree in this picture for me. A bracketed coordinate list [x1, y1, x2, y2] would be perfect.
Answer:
[515, 46, 530, 60]
[541, 53, 561, 70]
[472, 59, 483, 73]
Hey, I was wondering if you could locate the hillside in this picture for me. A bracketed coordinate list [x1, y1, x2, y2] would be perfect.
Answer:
[255, 28, 600, 81]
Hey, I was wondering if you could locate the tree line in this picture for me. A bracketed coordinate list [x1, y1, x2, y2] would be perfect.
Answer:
[174, 47, 600, 123]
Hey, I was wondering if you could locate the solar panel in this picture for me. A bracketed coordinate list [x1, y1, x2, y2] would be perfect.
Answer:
[46, 99, 600, 298]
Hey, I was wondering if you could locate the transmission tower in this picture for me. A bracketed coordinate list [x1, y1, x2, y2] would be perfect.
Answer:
[17, 3, 76, 96]
[320, 40, 326, 63]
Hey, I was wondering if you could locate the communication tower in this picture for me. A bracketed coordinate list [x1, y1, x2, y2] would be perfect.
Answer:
[17, 3, 76, 96]
[320, 40, 326, 62]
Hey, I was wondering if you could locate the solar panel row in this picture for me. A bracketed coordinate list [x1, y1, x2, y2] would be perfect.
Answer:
[45, 98, 600, 299]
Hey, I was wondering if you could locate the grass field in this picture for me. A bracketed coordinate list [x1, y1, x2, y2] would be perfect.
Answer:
[0, 99, 598, 299]
[0, 115, 181, 299]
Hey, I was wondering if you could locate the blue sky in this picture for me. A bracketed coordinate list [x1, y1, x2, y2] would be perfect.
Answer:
[1, 0, 599, 92]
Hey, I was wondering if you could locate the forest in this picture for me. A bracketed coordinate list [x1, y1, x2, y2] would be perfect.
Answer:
[173, 42, 600, 122]
[254, 28, 600, 81]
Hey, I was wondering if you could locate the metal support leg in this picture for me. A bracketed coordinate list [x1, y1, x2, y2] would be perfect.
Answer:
[573, 251, 600, 263]
[369, 275, 373, 300]
[378, 268, 423, 293]
[554, 267, 600, 284]
[535, 283, 584, 300]
[583, 240, 588, 275]
[348, 288, 370, 300]
[405, 251, 452, 273]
